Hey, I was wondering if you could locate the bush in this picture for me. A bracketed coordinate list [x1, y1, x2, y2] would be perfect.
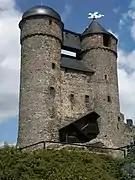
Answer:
[0, 146, 125, 180]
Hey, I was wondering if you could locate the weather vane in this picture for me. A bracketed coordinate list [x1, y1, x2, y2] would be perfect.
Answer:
[88, 12, 104, 20]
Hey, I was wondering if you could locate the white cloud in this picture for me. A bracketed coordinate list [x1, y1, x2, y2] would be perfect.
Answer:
[119, 19, 125, 29]
[0, 142, 16, 149]
[0, 0, 22, 123]
[119, 13, 129, 29]
[61, 4, 72, 22]
[113, 7, 120, 14]
[118, 48, 135, 120]
[119, 0, 135, 40]
[129, 0, 135, 8]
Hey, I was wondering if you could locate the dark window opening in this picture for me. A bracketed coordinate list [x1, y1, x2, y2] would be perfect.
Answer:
[50, 87, 55, 98]
[107, 96, 111, 102]
[118, 116, 120, 121]
[49, 20, 52, 25]
[105, 75, 107, 80]
[103, 34, 110, 47]
[85, 95, 89, 103]
[85, 95, 90, 109]
[52, 63, 55, 69]
[70, 94, 74, 103]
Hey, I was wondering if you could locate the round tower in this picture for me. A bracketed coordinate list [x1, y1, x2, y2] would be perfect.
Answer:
[81, 19, 120, 146]
[18, 6, 63, 147]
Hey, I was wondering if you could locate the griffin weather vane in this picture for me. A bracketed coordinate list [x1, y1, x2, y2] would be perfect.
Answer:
[88, 12, 104, 20]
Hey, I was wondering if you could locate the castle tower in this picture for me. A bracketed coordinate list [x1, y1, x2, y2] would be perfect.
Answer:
[81, 19, 120, 146]
[18, 6, 63, 147]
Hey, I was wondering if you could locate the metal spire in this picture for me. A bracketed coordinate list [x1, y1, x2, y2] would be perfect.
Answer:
[88, 12, 104, 20]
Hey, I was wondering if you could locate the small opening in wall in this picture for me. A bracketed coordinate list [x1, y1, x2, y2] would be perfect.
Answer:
[118, 116, 120, 121]
[85, 95, 89, 103]
[70, 94, 74, 103]
[103, 34, 110, 47]
[49, 20, 52, 25]
[105, 75, 107, 80]
[50, 87, 55, 98]
[52, 63, 55, 69]
[107, 96, 111, 102]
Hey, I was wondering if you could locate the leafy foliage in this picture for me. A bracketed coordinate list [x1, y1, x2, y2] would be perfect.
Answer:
[0, 146, 126, 180]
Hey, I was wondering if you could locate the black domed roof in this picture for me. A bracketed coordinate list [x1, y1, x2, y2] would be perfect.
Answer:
[22, 5, 61, 21]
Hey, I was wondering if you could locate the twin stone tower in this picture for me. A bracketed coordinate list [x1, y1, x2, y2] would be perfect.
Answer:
[17, 5, 135, 149]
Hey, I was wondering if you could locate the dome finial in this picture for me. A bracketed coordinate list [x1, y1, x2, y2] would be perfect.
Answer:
[88, 12, 104, 21]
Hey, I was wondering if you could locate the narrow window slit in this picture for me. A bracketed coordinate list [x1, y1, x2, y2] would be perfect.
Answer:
[105, 75, 107, 80]
[70, 94, 74, 103]
[85, 95, 89, 103]
[52, 63, 55, 69]
[107, 96, 111, 102]
[50, 87, 55, 98]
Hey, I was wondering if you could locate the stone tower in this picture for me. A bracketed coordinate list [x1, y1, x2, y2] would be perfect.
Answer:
[18, 6, 63, 147]
[81, 19, 120, 146]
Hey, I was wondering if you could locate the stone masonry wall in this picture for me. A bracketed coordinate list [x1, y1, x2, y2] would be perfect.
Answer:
[81, 34, 121, 147]
[59, 69, 95, 129]
[18, 17, 63, 147]
[117, 119, 135, 146]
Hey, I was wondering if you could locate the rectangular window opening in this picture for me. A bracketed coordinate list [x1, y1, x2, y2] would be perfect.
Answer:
[105, 75, 107, 80]
[85, 95, 89, 103]
[50, 87, 55, 98]
[52, 63, 55, 69]
[103, 34, 110, 47]
[70, 94, 74, 103]
[107, 96, 111, 102]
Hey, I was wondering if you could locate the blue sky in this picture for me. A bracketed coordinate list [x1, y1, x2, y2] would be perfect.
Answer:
[0, 0, 135, 145]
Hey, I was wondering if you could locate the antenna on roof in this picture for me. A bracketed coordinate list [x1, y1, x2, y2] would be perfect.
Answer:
[88, 12, 104, 20]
